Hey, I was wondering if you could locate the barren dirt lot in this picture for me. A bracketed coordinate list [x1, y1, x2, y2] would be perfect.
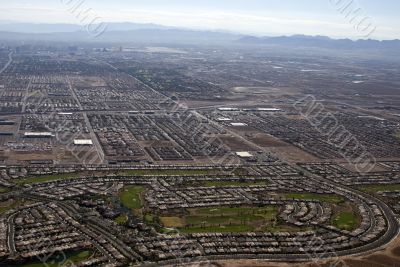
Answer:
[248, 132, 319, 162]
[220, 135, 257, 151]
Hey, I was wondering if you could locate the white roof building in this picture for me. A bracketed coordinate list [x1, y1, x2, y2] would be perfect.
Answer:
[230, 122, 247, 126]
[74, 139, 93, 145]
[257, 108, 281, 112]
[24, 132, 54, 137]
[236, 152, 254, 158]
[216, 117, 232, 122]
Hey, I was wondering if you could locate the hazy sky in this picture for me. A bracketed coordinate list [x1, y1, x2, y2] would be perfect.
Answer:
[0, 0, 399, 39]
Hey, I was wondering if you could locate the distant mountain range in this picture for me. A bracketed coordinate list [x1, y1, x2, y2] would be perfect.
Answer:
[238, 34, 400, 49]
[0, 22, 399, 49]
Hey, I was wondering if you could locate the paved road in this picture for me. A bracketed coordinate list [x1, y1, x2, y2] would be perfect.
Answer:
[6, 212, 17, 258]
[66, 76, 105, 164]
[20, 77, 32, 113]
[0, 51, 13, 74]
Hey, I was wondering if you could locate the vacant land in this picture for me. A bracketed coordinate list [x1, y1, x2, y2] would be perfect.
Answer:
[246, 132, 319, 162]
[119, 185, 145, 210]
[284, 193, 345, 204]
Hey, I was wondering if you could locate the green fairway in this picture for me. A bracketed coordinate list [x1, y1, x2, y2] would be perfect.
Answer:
[284, 193, 345, 204]
[114, 214, 128, 225]
[144, 214, 155, 223]
[332, 211, 359, 230]
[160, 216, 185, 227]
[160, 206, 279, 233]
[0, 186, 10, 193]
[395, 132, 400, 140]
[358, 184, 400, 193]
[19, 250, 92, 267]
[203, 180, 268, 187]
[232, 168, 250, 176]
[186, 213, 266, 225]
[118, 169, 218, 176]
[119, 185, 145, 210]
[192, 206, 277, 218]
[15, 172, 82, 185]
